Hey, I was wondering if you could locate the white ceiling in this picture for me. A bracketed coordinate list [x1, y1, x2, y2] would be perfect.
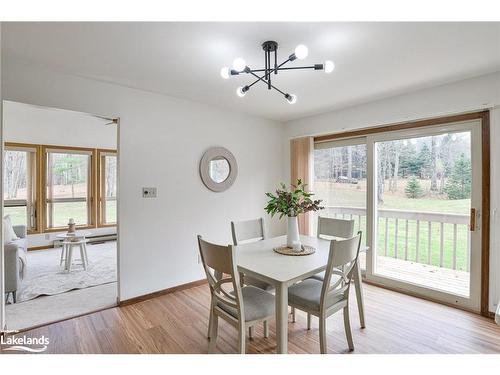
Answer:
[2, 22, 500, 122]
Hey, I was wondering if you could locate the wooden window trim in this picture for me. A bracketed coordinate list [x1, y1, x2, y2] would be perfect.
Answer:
[311, 110, 491, 317]
[42, 144, 96, 230]
[97, 149, 118, 227]
[4, 142, 42, 234]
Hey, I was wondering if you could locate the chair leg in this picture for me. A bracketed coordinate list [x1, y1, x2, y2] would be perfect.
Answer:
[248, 326, 253, 339]
[292, 307, 296, 322]
[343, 306, 354, 351]
[238, 323, 246, 354]
[263, 320, 269, 338]
[208, 314, 219, 353]
[207, 302, 214, 339]
[319, 315, 327, 354]
[12, 292, 17, 304]
[307, 313, 312, 330]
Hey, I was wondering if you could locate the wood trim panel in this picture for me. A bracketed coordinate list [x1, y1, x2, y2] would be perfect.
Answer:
[96, 149, 118, 227]
[314, 111, 489, 143]
[311, 110, 491, 316]
[290, 137, 314, 236]
[480, 111, 490, 316]
[118, 279, 207, 307]
[28, 245, 53, 251]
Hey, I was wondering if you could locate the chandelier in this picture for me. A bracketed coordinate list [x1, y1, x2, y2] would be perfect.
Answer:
[220, 41, 334, 104]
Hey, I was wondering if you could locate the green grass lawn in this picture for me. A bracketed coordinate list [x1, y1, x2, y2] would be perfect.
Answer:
[314, 180, 471, 272]
[4, 200, 117, 228]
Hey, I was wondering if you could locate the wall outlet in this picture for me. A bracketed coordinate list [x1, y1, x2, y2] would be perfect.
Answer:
[142, 187, 157, 198]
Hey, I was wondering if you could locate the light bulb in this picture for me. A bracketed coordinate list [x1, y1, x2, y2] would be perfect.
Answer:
[324, 60, 335, 73]
[286, 94, 297, 104]
[294, 44, 308, 60]
[236, 86, 247, 98]
[220, 67, 230, 79]
[232, 57, 246, 72]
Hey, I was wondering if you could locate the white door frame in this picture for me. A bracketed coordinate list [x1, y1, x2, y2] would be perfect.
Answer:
[365, 120, 483, 312]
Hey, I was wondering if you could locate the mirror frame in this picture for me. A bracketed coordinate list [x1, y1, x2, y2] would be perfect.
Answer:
[199, 147, 238, 192]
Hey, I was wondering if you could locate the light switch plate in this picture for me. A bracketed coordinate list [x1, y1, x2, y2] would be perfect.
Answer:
[142, 187, 157, 198]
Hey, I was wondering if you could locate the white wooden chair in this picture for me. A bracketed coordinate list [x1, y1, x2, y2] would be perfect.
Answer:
[288, 232, 362, 353]
[198, 235, 275, 354]
[231, 218, 273, 291]
[302, 216, 365, 329]
[231, 218, 275, 338]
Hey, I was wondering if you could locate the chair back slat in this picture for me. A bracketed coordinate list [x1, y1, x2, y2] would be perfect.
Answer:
[198, 236, 234, 274]
[197, 235, 244, 320]
[317, 216, 355, 239]
[231, 218, 266, 245]
[320, 232, 362, 310]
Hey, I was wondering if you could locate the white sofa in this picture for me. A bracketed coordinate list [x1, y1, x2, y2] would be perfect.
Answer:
[4, 224, 28, 303]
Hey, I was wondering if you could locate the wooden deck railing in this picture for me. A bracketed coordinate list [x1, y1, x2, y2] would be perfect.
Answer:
[321, 206, 470, 272]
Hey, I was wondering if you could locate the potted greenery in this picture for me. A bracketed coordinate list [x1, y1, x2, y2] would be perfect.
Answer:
[265, 179, 324, 250]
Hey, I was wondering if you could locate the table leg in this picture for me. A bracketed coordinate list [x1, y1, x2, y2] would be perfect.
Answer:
[275, 282, 288, 354]
[353, 259, 366, 328]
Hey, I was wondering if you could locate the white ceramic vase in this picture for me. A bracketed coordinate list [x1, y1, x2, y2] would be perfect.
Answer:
[286, 216, 301, 249]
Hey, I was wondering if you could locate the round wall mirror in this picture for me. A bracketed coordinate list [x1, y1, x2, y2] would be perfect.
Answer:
[200, 147, 238, 192]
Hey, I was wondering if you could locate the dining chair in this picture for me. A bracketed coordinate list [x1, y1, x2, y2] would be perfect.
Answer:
[198, 235, 275, 354]
[288, 232, 362, 353]
[231, 218, 273, 291]
[302, 216, 360, 329]
[231, 218, 275, 338]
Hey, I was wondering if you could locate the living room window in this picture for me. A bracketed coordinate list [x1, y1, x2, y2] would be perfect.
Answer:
[44, 147, 94, 229]
[98, 150, 117, 225]
[3, 145, 39, 231]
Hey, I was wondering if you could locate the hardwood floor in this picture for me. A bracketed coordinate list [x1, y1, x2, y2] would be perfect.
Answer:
[2, 282, 500, 354]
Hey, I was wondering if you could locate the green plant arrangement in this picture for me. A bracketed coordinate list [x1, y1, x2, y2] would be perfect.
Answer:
[265, 179, 324, 250]
[265, 179, 324, 218]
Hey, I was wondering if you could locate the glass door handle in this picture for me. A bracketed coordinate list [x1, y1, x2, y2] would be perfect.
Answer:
[469, 208, 477, 231]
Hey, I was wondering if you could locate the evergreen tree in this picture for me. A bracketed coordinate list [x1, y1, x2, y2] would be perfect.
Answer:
[444, 153, 471, 200]
[405, 176, 423, 199]
[417, 143, 431, 179]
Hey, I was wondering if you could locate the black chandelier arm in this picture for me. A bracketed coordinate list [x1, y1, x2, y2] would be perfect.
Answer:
[247, 70, 287, 96]
[246, 65, 323, 74]
[231, 63, 323, 76]
[231, 56, 293, 76]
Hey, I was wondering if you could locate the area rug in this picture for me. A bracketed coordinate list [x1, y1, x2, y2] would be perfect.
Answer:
[17, 241, 117, 302]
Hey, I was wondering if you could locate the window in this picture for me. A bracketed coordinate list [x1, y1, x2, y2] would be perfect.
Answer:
[98, 151, 117, 225]
[3, 145, 38, 230]
[314, 138, 367, 269]
[45, 147, 93, 229]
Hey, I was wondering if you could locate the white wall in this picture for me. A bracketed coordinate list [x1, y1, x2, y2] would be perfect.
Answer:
[3, 100, 117, 149]
[1, 59, 286, 301]
[285, 72, 500, 313]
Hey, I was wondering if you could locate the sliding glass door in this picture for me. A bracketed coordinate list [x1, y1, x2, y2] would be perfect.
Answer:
[314, 138, 368, 270]
[313, 118, 483, 312]
[365, 121, 482, 311]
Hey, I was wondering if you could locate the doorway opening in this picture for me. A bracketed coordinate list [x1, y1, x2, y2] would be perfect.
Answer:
[2, 101, 119, 330]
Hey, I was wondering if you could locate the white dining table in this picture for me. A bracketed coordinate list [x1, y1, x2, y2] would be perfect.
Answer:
[235, 234, 366, 354]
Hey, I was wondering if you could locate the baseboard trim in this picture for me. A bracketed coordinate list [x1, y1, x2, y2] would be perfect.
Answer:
[28, 245, 53, 251]
[118, 279, 207, 306]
